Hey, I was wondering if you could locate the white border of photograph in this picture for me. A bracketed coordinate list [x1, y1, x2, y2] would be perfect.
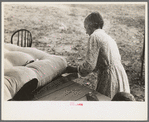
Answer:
[1, 2, 148, 120]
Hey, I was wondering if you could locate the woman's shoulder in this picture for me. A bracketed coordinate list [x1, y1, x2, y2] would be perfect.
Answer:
[91, 29, 105, 38]
[90, 29, 100, 38]
[90, 29, 105, 42]
[92, 29, 114, 42]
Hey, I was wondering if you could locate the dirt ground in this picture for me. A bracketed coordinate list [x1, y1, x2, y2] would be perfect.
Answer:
[3, 3, 145, 101]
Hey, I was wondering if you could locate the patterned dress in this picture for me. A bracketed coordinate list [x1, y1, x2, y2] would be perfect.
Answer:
[78, 29, 130, 98]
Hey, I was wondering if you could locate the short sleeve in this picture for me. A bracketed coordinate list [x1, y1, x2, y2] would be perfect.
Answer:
[78, 34, 101, 77]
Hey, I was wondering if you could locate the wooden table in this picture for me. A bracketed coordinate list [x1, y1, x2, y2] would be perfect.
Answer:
[32, 73, 111, 101]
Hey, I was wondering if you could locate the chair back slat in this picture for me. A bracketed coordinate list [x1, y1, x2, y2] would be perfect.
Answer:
[30, 33, 32, 47]
[17, 31, 19, 46]
[21, 30, 23, 47]
[24, 31, 26, 47]
[11, 29, 32, 47]
[27, 32, 29, 47]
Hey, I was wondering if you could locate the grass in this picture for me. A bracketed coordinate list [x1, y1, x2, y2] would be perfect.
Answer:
[4, 3, 145, 101]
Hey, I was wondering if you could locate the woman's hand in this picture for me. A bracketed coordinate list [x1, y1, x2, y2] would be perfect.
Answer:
[64, 66, 78, 73]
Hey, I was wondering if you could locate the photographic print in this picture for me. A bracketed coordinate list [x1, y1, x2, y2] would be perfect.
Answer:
[2, 2, 148, 120]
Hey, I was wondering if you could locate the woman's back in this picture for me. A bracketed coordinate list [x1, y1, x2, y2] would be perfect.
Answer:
[93, 29, 121, 66]
[92, 29, 130, 98]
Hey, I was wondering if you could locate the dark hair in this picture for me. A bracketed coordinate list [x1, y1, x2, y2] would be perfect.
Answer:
[85, 12, 104, 29]
[112, 92, 136, 101]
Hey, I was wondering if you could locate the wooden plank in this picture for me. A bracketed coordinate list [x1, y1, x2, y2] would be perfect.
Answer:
[33, 73, 78, 100]
[33, 82, 74, 100]
[76, 96, 87, 101]
[33, 73, 110, 101]
[56, 82, 92, 101]
[77, 92, 111, 101]
[35, 82, 91, 101]
[33, 76, 74, 100]
[93, 91, 111, 101]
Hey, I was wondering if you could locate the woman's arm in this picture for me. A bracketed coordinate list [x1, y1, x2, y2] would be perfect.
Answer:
[78, 34, 101, 77]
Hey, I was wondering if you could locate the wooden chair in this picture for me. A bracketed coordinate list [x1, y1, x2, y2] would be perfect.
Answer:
[11, 29, 32, 47]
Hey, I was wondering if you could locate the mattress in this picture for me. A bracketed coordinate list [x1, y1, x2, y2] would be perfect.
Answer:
[4, 43, 67, 101]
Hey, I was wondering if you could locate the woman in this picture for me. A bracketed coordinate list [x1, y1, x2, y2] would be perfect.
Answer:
[70, 12, 130, 99]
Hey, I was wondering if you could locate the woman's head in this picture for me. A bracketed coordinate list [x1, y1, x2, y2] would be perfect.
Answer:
[84, 12, 104, 35]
